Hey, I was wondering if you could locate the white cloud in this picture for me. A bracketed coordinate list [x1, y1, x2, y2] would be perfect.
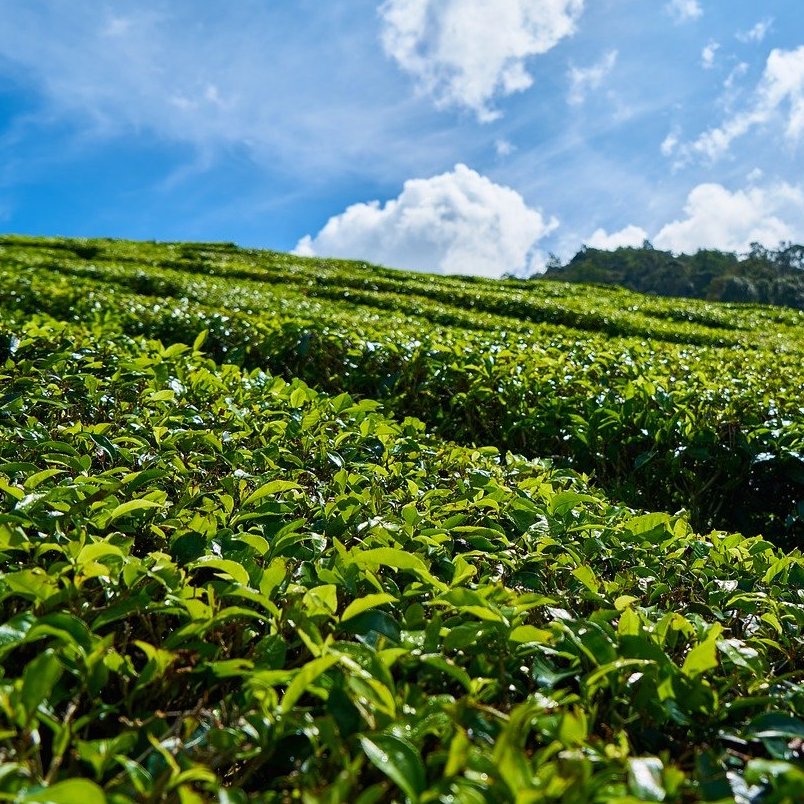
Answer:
[379, 0, 585, 121]
[701, 41, 719, 69]
[568, 50, 618, 105]
[654, 182, 804, 253]
[294, 164, 558, 277]
[495, 138, 516, 157]
[586, 225, 649, 250]
[723, 61, 749, 91]
[660, 131, 679, 156]
[680, 47, 804, 162]
[737, 19, 773, 44]
[0, 3, 452, 179]
[582, 181, 804, 255]
[764, 47, 804, 141]
[665, 0, 702, 24]
[102, 16, 134, 38]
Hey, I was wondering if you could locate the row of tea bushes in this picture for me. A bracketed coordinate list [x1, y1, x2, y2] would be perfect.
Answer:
[1, 250, 801, 542]
[1, 315, 802, 800]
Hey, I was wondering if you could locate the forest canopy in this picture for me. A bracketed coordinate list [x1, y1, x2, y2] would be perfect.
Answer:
[539, 242, 804, 309]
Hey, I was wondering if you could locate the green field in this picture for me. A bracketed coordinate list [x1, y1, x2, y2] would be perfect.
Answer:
[1, 235, 803, 801]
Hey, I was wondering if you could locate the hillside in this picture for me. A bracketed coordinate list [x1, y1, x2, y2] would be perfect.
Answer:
[3, 235, 801, 541]
[540, 243, 804, 310]
[0, 235, 803, 801]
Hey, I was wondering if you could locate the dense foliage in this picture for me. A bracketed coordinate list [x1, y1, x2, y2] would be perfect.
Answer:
[0, 235, 803, 801]
[2, 236, 801, 541]
[541, 242, 804, 310]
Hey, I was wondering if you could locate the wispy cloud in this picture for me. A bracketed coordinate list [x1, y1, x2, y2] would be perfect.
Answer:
[660, 130, 680, 157]
[495, 138, 516, 157]
[0, 3, 452, 180]
[674, 47, 804, 163]
[568, 50, 618, 105]
[723, 62, 750, 92]
[701, 41, 719, 69]
[379, 0, 585, 121]
[665, 0, 702, 24]
[737, 18, 773, 44]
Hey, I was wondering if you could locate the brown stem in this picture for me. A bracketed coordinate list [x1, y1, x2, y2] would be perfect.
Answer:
[44, 698, 80, 785]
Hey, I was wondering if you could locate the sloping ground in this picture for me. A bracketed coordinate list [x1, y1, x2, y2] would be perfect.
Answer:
[2, 235, 802, 540]
[0, 315, 802, 801]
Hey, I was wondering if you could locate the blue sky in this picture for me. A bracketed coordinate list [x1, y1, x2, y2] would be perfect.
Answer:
[1, 0, 803, 276]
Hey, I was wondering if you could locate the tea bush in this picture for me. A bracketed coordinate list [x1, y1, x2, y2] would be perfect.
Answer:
[0, 238, 803, 801]
[1, 236, 801, 539]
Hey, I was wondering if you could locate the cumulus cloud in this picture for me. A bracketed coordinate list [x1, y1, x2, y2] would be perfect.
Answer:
[568, 50, 618, 105]
[379, 0, 584, 121]
[294, 164, 558, 277]
[678, 46, 804, 162]
[586, 225, 649, 250]
[665, 0, 702, 24]
[654, 182, 804, 253]
[580, 181, 804, 256]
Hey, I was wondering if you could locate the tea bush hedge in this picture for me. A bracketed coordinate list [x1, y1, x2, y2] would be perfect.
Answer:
[0, 237, 803, 801]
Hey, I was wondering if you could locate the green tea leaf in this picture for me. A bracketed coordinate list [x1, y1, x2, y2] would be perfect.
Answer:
[360, 734, 425, 803]
[242, 479, 301, 507]
[628, 757, 665, 801]
[682, 638, 719, 678]
[745, 712, 804, 740]
[21, 650, 62, 721]
[281, 655, 340, 713]
[341, 593, 398, 622]
[193, 329, 209, 351]
[190, 557, 250, 586]
[107, 498, 163, 522]
[23, 780, 106, 804]
[572, 564, 599, 592]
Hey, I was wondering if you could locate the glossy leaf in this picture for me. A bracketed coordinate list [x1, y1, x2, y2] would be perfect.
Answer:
[360, 735, 425, 803]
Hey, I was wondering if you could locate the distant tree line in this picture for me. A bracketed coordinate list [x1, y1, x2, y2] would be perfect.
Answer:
[538, 241, 804, 309]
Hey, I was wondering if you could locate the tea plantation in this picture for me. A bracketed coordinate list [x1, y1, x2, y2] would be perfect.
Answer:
[0, 235, 802, 802]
